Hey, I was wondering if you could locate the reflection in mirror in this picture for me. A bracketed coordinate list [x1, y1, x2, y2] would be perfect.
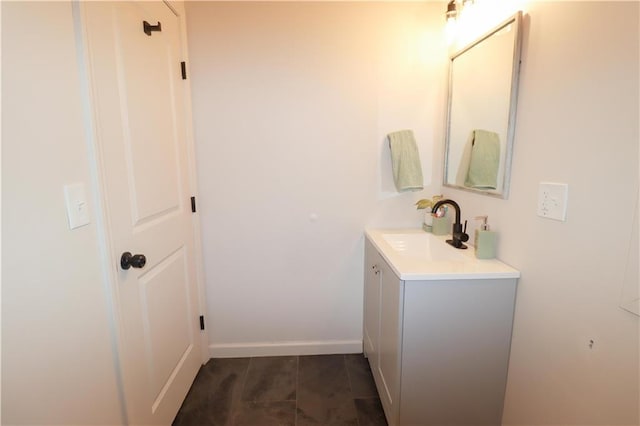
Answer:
[443, 12, 523, 198]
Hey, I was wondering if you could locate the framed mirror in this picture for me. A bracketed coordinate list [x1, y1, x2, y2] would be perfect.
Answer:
[443, 12, 523, 198]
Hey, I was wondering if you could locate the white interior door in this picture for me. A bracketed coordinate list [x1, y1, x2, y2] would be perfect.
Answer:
[79, 1, 202, 423]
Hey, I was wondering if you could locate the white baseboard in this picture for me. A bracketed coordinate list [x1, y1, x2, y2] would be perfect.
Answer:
[208, 339, 363, 358]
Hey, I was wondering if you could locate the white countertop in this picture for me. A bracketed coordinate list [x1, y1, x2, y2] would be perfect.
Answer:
[366, 228, 520, 281]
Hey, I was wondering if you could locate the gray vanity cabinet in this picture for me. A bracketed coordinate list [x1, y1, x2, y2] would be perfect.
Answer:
[364, 238, 403, 423]
[363, 238, 382, 374]
[363, 238, 518, 426]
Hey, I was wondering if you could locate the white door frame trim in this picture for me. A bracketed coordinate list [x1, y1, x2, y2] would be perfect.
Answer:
[168, 0, 211, 364]
[72, 2, 129, 422]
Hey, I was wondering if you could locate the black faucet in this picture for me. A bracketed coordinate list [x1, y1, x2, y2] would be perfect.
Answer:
[431, 199, 469, 249]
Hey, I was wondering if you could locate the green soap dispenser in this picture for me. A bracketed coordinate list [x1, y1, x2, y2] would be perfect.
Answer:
[474, 216, 497, 259]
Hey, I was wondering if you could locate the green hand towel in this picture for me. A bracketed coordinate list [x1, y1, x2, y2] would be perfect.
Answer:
[464, 129, 501, 190]
[388, 130, 424, 192]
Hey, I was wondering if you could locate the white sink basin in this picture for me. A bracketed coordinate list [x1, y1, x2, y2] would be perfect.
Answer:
[366, 228, 520, 280]
[381, 232, 468, 262]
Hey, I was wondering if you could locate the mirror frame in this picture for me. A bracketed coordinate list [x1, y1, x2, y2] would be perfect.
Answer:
[443, 11, 523, 199]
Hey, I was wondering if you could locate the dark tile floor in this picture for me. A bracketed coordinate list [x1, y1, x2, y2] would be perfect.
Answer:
[173, 354, 387, 426]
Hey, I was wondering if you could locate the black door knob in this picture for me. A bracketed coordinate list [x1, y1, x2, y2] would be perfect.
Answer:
[121, 252, 146, 270]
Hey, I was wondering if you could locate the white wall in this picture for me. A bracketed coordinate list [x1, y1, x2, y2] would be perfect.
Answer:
[188, 1, 638, 422]
[185, 1, 447, 356]
[1, 2, 123, 424]
[442, 2, 639, 424]
[2, 1, 634, 423]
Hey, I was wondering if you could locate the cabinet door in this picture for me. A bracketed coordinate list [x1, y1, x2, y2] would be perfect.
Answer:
[400, 279, 517, 425]
[377, 257, 403, 425]
[363, 239, 381, 369]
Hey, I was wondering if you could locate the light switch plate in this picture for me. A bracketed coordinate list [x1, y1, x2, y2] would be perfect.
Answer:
[64, 183, 90, 229]
[537, 182, 568, 221]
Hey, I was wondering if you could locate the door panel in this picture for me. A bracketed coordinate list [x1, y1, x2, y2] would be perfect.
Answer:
[139, 247, 192, 403]
[115, 3, 182, 224]
[80, 1, 201, 424]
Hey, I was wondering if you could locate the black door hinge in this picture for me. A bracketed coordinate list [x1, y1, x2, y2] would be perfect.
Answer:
[199, 315, 205, 330]
[181, 61, 187, 80]
[190, 196, 196, 213]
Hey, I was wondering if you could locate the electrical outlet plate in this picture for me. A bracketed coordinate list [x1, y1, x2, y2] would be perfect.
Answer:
[537, 182, 568, 221]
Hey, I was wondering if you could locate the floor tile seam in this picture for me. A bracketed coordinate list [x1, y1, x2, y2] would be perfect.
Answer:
[230, 357, 253, 426]
[294, 355, 299, 426]
[239, 398, 298, 403]
[343, 354, 356, 398]
[342, 354, 360, 426]
[342, 355, 362, 426]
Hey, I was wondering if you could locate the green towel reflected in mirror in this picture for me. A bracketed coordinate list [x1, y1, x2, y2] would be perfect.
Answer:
[455, 129, 500, 190]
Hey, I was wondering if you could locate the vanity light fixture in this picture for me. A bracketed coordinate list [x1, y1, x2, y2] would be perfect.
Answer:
[446, 0, 476, 22]
[446, 0, 458, 22]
